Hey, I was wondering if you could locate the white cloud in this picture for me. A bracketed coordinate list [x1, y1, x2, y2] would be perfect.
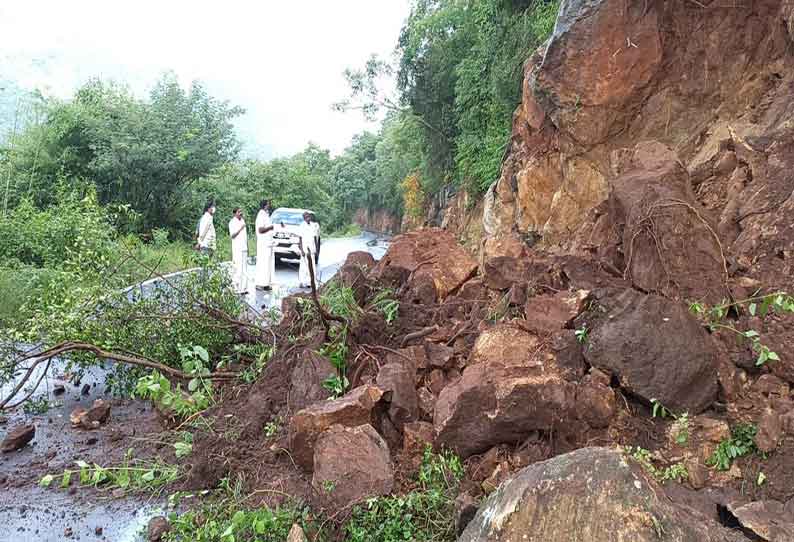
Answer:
[0, 0, 411, 158]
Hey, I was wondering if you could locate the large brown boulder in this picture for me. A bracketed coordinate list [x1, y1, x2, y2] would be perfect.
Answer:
[374, 228, 477, 301]
[583, 288, 719, 413]
[311, 424, 393, 508]
[289, 385, 382, 470]
[459, 447, 747, 542]
[434, 324, 575, 458]
[611, 142, 727, 303]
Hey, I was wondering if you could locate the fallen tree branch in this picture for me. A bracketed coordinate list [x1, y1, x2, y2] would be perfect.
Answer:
[119, 243, 270, 342]
[306, 255, 347, 341]
[1, 341, 238, 410]
[3, 359, 52, 410]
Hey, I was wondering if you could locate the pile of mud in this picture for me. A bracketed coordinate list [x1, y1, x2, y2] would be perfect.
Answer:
[181, 223, 793, 540]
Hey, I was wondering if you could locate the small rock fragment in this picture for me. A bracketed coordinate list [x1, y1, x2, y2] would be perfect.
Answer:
[755, 408, 782, 453]
[1, 424, 35, 453]
[286, 523, 308, 542]
[70, 400, 111, 430]
[147, 516, 171, 542]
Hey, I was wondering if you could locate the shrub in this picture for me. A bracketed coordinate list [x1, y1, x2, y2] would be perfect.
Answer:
[346, 448, 464, 542]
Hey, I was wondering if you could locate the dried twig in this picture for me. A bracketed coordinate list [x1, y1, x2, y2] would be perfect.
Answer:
[400, 325, 439, 348]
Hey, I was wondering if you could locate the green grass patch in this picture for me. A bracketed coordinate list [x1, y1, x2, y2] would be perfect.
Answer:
[165, 500, 318, 542]
[345, 447, 464, 542]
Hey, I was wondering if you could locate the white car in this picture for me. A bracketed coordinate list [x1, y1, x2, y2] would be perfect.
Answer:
[270, 207, 313, 263]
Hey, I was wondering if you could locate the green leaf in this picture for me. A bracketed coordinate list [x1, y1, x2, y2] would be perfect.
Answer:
[75, 460, 90, 469]
[39, 474, 54, 487]
[188, 378, 199, 392]
[757, 471, 767, 486]
[744, 330, 759, 338]
[61, 470, 72, 488]
[194, 345, 209, 363]
[748, 303, 757, 316]
[141, 470, 156, 482]
[757, 351, 768, 366]
[116, 469, 130, 488]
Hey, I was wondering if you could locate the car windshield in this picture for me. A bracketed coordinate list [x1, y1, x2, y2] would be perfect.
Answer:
[271, 211, 305, 225]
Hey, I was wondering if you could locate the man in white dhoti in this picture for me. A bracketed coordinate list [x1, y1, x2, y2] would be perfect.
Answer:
[196, 201, 217, 257]
[298, 211, 316, 288]
[228, 207, 248, 294]
[255, 200, 277, 291]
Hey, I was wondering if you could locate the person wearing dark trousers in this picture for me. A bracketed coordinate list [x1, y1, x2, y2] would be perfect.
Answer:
[310, 213, 320, 266]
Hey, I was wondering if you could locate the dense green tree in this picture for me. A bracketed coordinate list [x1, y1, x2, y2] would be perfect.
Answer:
[338, 0, 559, 200]
[4, 74, 243, 232]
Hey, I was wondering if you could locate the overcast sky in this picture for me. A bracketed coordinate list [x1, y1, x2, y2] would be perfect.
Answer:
[0, 1, 411, 159]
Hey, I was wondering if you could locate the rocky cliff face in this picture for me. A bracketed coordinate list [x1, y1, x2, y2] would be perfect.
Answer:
[353, 208, 401, 234]
[456, 0, 794, 302]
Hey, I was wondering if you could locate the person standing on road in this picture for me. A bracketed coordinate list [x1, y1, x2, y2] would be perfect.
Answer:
[310, 213, 321, 267]
[298, 211, 316, 288]
[196, 201, 217, 257]
[228, 207, 248, 294]
[255, 200, 277, 291]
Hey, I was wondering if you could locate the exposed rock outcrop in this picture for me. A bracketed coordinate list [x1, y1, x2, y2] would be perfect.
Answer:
[471, 0, 794, 313]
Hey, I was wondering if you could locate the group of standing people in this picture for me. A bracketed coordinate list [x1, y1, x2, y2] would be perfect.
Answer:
[195, 200, 319, 294]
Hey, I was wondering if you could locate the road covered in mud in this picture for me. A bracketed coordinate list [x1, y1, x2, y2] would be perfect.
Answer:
[0, 233, 388, 542]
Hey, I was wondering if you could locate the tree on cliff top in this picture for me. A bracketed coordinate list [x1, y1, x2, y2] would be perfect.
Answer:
[337, 0, 559, 198]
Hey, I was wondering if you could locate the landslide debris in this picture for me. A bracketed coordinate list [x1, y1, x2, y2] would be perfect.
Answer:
[137, 0, 794, 538]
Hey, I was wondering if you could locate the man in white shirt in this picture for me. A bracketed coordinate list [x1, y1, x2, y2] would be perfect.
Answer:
[298, 211, 316, 288]
[228, 207, 248, 294]
[196, 201, 217, 257]
[255, 200, 278, 291]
